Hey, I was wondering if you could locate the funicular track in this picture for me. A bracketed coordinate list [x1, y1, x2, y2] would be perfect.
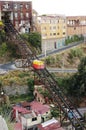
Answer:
[4, 20, 86, 130]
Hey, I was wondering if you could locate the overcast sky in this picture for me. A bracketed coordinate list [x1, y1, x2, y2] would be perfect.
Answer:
[5, 0, 86, 16]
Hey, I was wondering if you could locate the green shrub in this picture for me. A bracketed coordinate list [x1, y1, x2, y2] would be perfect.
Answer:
[0, 42, 7, 56]
[69, 48, 83, 59]
[45, 56, 55, 65]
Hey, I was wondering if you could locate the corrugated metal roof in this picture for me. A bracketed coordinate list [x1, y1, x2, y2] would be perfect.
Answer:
[30, 101, 50, 114]
[14, 123, 22, 130]
[38, 118, 64, 130]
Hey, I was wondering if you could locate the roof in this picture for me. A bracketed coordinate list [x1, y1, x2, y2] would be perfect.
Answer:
[38, 118, 64, 130]
[13, 106, 29, 114]
[14, 123, 22, 130]
[13, 106, 37, 119]
[30, 101, 50, 114]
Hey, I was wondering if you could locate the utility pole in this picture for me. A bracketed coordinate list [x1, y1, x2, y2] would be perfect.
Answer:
[44, 41, 46, 57]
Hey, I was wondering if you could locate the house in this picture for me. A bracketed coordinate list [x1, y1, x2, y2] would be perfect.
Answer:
[30, 101, 51, 122]
[20, 100, 51, 122]
[14, 123, 22, 130]
[37, 118, 64, 130]
[12, 106, 41, 130]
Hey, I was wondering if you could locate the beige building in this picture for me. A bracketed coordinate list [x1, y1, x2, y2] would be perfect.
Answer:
[67, 16, 86, 36]
[36, 15, 67, 53]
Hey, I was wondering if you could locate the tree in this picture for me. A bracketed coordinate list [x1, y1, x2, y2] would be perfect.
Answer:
[28, 32, 41, 49]
[0, 30, 6, 43]
[0, 42, 7, 56]
[27, 78, 34, 95]
[68, 56, 86, 97]
[78, 57, 86, 95]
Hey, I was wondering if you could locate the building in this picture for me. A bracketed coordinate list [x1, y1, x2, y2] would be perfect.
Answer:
[67, 16, 86, 37]
[12, 106, 41, 130]
[37, 118, 64, 130]
[0, 1, 32, 33]
[34, 84, 52, 104]
[34, 85, 46, 104]
[32, 9, 38, 32]
[36, 14, 67, 53]
[30, 101, 51, 122]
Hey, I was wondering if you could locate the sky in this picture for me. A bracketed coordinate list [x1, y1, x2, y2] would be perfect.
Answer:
[4, 0, 86, 16]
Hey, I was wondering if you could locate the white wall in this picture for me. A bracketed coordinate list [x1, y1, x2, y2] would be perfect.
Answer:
[21, 115, 41, 128]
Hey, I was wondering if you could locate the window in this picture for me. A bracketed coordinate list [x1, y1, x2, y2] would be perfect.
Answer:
[63, 32, 65, 35]
[20, 4, 23, 8]
[14, 4, 18, 9]
[53, 33, 56, 35]
[32, 117, 37, 121]
[53, 26, 56, 29]
[15, 21, 18, 27]
[26, 13, 29, 18]
[14, 13, 18, 18]
[21, 13, 23, 18]
[26, 4, 30, 9]
[42, 34, 47, 38]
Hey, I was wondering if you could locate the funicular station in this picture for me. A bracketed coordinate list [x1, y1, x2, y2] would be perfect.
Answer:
[0, 1, 86, 130]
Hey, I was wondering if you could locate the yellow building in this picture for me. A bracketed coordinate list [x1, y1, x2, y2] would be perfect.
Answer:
[36, 15, 67, 53]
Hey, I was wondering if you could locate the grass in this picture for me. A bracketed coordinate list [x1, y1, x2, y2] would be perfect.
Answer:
[9, 93, 34, 104]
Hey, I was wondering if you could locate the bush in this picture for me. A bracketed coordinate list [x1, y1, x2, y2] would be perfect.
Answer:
[0, 42, 7, 56]
[45, 56, 55, 65]
[69, 48, 83, 59]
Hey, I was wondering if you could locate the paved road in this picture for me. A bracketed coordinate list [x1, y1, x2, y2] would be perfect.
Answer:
[0, 62, 77, 74]
[38, 41, 84, 58]
[47, 68, 77, 73]
[0, 62, 21, 74]
[0, 41, 82, 74]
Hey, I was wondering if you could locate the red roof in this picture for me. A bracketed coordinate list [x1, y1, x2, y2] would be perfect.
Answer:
[14, 123, 22, 130]
[38, 118, 64, 130]
[30, 101, 50, 114]
[13, 106, 29, 114]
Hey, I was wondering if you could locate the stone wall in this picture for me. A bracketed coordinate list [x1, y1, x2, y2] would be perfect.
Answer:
[3, 85, 28, 96]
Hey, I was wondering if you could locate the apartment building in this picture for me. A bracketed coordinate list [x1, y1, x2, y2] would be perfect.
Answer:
[0, 1, 32, 33]
[67, 16, 86, 37]
[36, 15, 67, 53]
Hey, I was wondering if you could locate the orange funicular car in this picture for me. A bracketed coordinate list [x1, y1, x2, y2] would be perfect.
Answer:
[32, 59, 45, 69]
